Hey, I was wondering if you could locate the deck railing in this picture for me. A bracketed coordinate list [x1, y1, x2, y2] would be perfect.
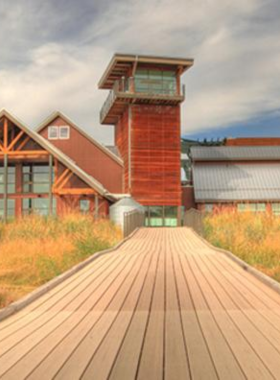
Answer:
[100, 76, 186, 123]
[183, 208, 205, 236]
[123, 209, 145, 238]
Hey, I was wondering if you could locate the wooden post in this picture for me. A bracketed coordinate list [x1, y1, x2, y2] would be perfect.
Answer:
[95, 195, 99, 220]
[3, 154, 8, 223]
[128, 105, 132, 191]
[48, 155, 53, 216]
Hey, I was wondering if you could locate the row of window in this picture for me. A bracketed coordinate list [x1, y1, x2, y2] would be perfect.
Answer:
[0, 199, 91, 218]
[134, 69, 177, 96]
[48, 126, 70, 140]
[204, 203, 280, 215]
[0, 165, 53, 195]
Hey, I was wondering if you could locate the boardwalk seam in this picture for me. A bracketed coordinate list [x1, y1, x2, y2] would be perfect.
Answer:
[0, 228, 141, 322]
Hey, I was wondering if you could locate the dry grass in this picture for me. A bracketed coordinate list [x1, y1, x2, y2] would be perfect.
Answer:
[203, 211, 280, 282]
[0, 214, 122, 308]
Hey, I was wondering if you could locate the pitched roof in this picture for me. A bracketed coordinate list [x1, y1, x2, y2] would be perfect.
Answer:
[36, 111, 123, 166]
[191, 146, 280, 161]
[0, 109, 116, 201]
[193, 163, 280, 202]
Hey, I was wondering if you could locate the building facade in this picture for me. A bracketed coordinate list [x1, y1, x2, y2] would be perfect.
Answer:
[0, 53, 194, 224]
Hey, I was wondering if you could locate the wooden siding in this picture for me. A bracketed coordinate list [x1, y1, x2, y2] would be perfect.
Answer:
[39, 117, 123, 193]
[182, 186, 196, 210]
[130, 104, 181, 206]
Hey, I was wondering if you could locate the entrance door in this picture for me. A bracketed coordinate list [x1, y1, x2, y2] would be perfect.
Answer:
[145, 206, 178, 227]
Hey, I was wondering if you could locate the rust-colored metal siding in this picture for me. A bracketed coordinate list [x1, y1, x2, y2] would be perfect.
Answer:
[115, 104, 181, 206]
[226, 137, 280, 146]
[39, 117, 123, 193]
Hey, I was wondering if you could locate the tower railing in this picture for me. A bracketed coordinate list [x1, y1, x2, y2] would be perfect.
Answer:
[100, 77, 186, 123]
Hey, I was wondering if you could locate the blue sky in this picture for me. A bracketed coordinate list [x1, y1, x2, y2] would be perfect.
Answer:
[0, 0, 280, 144]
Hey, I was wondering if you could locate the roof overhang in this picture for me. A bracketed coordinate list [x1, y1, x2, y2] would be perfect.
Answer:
[0, 109, 115, 201]
[98, 53, 194, 89]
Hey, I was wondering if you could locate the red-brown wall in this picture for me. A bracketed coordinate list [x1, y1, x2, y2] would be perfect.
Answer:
[39, 117, 123, 193]
[226, 137, 280, 146]
[182, 186, 196, 210]
[115, 104, 181, 206]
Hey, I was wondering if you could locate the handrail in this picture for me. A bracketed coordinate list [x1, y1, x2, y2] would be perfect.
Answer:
[123, 209, 145, 238]
[100, 76, 185, 123]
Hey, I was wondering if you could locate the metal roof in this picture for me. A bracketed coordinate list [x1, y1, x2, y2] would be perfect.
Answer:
[0, 109, 117, 201]
[191, 146, 280, 161]
[193, 163, 280, 202]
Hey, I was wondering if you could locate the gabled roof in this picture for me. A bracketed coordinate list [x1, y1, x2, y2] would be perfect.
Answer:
[193, 163, 280, 202]
[36, 111, 123, 166]
[191, 146, 280, 161]
[0, 109, 117, 201]
[98, 53, 194, 89]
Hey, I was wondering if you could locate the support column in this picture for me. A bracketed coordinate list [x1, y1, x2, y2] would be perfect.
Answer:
[3, 154, 8, 223]
[48, 155, 53, 216]
[15, 163, 22, 217]
[95, 195, 99, 220]
[128, 105, 132, 192]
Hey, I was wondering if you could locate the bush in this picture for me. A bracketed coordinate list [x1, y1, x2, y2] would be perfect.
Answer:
[0, 214, 122, 308]
[204, 211, 280, 281]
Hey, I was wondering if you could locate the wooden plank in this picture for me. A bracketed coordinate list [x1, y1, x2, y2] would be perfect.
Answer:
[0, 250, 131, 377]
[164, 230, 191, 380]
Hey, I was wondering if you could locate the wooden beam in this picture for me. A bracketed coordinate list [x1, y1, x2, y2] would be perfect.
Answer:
[3, 118, 8, 149]
[53, 168, 70, 189]
[0, 150, 49, 157]
[49, 155, 53, 216]
[7, 131, 24, 151]
[95, 195, 99, 220]
[3, 154, 8, 223]
[0, 142, 4, 152]
[56, 171, 73, 190]
[17, 136, 30, 151]
[54, 188, 96, 195]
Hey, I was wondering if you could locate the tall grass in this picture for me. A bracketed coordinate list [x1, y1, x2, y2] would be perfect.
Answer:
[204, 211, 280, 282]
[0, 214, 122, 308]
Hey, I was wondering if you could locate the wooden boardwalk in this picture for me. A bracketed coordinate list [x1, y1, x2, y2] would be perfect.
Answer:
[1, 228, 280, 379]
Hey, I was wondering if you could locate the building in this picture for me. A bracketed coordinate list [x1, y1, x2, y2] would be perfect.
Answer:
[0, 53, 194, 224]
[189, 145, 280, 215]
[98, 53, 193, 226]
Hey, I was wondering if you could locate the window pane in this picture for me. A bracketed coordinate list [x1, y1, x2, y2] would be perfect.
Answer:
[80, 200, 90, 213]
[272, 203, 280, 215]
[59, 126, 70, 139]
[48, 126, 58, 139]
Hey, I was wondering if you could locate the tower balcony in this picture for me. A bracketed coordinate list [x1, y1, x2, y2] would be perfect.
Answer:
[100, 77, 186, 125]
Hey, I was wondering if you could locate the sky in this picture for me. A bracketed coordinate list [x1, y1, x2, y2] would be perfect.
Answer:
[0, 0, 280, 144]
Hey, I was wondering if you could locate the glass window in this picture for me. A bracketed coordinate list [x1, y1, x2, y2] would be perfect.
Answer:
[80, 199, 90, 214]
[0, 199, 15, 219]
[238, 203, 266, 212]
[149, 206, 164, 227]
[164, 206, 178, 227]
[23, 165, 53, 194]
[48, 126, 58, 140]
[0, 166, 15, 194]
[272, 203, 280, 215]
[59, 126, 70, 139]
[22, 198, 56, 216]
[135, 69, 177, 95]
[205, 204, 214, 213]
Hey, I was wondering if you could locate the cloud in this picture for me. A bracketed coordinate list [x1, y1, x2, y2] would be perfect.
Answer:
[0, 0, 279, 143]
